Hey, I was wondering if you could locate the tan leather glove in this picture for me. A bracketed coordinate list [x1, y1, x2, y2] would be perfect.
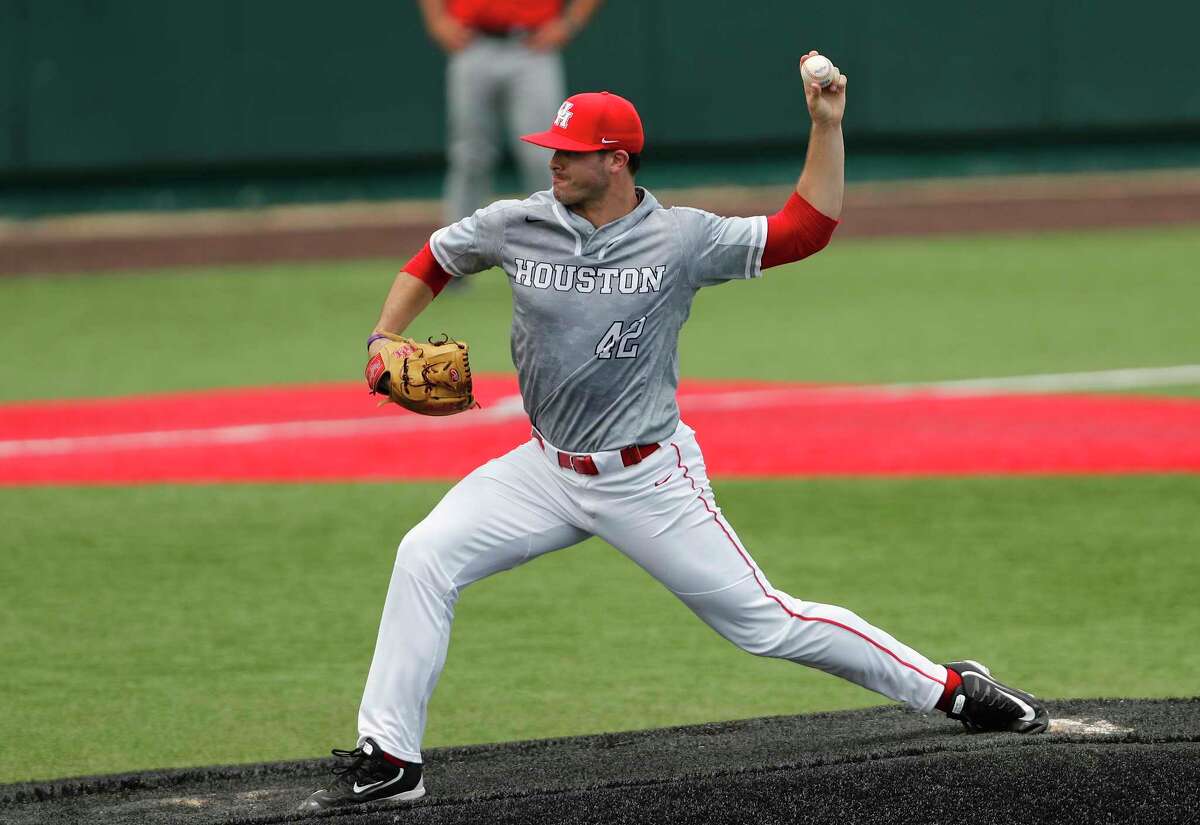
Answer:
[365, 333, 476, 416]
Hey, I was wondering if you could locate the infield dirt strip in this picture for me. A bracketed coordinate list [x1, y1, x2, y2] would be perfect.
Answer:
[2, 376, 1198, 484]
[3, 171, 1200, 275]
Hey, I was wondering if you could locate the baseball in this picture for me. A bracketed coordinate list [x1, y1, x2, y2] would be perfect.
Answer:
[801, 54, 835, 88]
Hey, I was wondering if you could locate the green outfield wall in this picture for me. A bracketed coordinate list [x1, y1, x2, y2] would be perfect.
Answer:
[1, 0, 1197, 178]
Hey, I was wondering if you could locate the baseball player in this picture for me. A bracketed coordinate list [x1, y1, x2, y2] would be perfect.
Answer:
[299, 53, 1049, 813]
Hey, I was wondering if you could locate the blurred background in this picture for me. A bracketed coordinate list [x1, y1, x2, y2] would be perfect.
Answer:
[1, 0, 1198, 790]
[3, 0, 1200, 230]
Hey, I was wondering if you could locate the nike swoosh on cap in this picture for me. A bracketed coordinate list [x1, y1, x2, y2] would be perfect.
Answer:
[600, 138, 619, 144]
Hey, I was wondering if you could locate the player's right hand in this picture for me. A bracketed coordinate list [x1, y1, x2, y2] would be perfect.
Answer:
[800, 51, 848, 127]
[427, 14, 474, 53]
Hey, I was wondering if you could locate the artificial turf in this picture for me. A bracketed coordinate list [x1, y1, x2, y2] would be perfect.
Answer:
[1, 225, 1198, 401]
[6, 700, 1198, 824]
[2, 475, 1197, 783]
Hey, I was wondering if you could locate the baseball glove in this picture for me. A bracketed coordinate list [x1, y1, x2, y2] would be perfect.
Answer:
[365, 332, 476, 416]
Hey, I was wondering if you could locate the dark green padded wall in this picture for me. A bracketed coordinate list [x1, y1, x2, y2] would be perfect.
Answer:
[1, 0, 1196, 176]
[1, 0, 28, 167]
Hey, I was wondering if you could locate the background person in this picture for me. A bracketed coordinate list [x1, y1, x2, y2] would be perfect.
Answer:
[418, 0, 605, 226]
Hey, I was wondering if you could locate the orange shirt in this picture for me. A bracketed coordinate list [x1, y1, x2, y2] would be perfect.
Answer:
[446, 0, 562, 31]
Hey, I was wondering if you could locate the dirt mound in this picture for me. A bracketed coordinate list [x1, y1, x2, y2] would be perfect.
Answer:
[3, 172, 1200, 276]
[2, 698, 1196, 824]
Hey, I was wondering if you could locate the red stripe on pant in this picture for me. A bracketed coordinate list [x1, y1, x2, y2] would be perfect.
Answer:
[668, 442, 946, 689]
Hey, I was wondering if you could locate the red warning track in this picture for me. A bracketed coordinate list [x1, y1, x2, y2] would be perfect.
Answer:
[2, 375, 1198, 485]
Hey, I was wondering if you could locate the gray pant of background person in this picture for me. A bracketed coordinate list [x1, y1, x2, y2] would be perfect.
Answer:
[444, 35, 566, 225]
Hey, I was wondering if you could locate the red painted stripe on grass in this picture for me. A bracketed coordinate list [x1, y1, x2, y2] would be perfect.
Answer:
[0, 377, 526, 439]
[1, 376, 1199, 484]
[670, 442, 947, 689]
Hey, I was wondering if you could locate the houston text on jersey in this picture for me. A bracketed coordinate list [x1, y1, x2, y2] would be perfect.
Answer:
[512, 257, 666, 294]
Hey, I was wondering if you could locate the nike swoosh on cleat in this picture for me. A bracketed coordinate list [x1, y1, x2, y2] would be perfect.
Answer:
[352, 772, 403, 796]
[963, 670, 1037, 722]
[1010, 694, 1037, 722]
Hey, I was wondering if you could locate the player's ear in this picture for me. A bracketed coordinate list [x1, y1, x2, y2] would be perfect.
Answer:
[608, 149, 630, 175]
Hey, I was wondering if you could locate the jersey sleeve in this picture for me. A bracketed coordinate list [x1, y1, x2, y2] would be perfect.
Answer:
[428, 201, 510, 277]
[674, 207, 768, 288]
[761, 193, 839, 269]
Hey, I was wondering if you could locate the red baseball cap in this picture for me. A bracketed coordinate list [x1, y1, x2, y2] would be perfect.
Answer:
[520, 91, 645, 153]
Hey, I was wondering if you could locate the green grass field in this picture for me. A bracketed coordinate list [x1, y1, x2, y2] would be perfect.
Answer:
[2, 224, 1199, 784]
[4, 477, 1198, 783]
[2, 225, 1198, 399]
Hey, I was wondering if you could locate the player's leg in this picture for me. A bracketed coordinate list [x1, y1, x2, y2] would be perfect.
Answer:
[302, 441, 588, 810]
[357, 439, 588, 762]
[300, 440, 589, 811]
[593, 423, 947, 713]
[503, 43, 563, 195]
[444, 38, 504, 224]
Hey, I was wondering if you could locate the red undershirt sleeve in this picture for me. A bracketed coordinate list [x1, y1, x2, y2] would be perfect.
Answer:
[761, 193, 840, 269]
[401, 242, 453, 297]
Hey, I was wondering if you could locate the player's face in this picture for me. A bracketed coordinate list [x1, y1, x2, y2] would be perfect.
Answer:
[549, 150, 610, 207]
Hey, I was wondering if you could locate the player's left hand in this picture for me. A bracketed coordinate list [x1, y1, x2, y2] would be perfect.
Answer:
[366, 333, 477, 416]
[526, 18, 573, 51]
[800, 51, 848, 127]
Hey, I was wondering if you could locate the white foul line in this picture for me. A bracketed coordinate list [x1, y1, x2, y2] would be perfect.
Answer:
[678, 364, 1200, 413]
[892, 364, 1200, 393]
[0, 365, 1197, 459]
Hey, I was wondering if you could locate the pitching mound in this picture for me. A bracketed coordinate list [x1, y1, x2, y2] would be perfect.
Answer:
[3, 699, 1197, 824]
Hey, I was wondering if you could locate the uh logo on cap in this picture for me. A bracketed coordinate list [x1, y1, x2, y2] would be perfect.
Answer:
[554, 102, 574, 129]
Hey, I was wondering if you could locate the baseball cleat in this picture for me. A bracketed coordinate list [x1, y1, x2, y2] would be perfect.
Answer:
[297, 737, 425, 813]
[943, 660, 1049, 734]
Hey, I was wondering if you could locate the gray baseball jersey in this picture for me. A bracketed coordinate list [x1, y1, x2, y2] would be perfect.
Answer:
[430, 188, 767, 453]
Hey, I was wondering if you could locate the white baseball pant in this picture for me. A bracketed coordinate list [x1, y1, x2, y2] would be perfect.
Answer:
[358, 421, 948, 762]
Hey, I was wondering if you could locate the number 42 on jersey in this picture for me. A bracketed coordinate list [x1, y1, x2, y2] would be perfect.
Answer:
[595, 316, 646, 359]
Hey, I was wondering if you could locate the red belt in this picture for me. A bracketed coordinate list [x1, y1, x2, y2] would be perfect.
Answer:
[532, 430, 660, 476]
